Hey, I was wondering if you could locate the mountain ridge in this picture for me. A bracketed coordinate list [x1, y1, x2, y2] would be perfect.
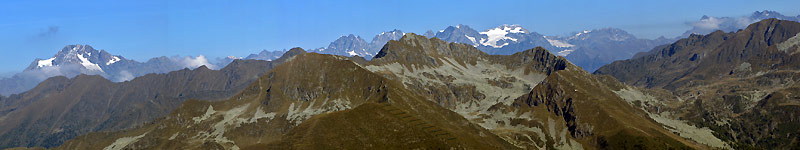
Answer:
[365, 33, 700, 149]
[0, 48, 306, 148]
[595, 18, 800, 149]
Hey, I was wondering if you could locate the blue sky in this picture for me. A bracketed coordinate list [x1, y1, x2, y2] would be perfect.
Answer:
[0, 0, 798, 74]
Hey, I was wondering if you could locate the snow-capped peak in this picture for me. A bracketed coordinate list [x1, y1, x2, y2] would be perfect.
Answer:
[567, 30, 593, 40]
[478, 24, 527, 48]
[379, 29, 403, 36]
[575, 30, 591, 37]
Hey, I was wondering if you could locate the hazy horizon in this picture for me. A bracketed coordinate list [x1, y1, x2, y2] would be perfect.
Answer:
[1, 0, 798, 73]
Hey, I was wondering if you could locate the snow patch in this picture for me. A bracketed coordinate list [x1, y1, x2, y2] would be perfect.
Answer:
[479, 25, 524, 48]
[106, 56, 121, 65]
[575, 30, 590, 37]
[347, 50, 358, 56]
[465, 35, 478, 45]
[557, 49, 575, 56]
[37, 57, 56, 68]
[545, 39, 575, 48]
[77, 54, 103, 71]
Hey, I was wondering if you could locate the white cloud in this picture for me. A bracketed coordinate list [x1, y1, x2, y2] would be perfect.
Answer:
[691, 17, 724, 30]
[735, 17, 757, 28]
[114, 70, 135, 82]
[172, 55, 218, 69]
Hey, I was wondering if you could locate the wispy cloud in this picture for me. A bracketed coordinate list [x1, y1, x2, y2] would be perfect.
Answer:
[689, 17, 725, 30]
[171, 55, 218, 69]
[37, 26, 60, 37]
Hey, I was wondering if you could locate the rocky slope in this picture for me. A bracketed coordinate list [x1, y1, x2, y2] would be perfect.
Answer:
[596, 18, 800, 149]
[365, 33, 701, 149]
[0, 48, 305, 148]
[56, 52, 517, 150]
[49, 33, 706, 149]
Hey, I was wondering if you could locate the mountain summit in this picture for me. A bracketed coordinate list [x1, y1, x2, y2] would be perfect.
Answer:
[25, 44, 128, 74]
[0, 45, 223, 96]
[312, 30, 407, 59]
[596, 18, 800, 149]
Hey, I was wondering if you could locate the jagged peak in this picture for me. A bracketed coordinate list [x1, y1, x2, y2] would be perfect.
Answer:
[445, 24, 475, 31]
[340, 34, 363, 39]
[58, 44, 104, 56]
[752, 10, 781, 17]
[485, 24, 529, 34]
[379, 29, 404, 35]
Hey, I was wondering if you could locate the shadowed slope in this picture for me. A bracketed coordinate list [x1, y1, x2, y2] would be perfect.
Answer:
[0, 48, 306, 148]
[596, 19, 800, 148]
[57, 53, 517, 149]
[365, 33, 699, 149]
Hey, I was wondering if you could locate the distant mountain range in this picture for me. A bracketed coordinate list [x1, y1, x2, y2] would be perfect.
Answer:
[3, 14, 800, 149]
[682, 10, 800, 37]
[244, 49, 287, 61]
[313, 24, 675, 72]
[0, 45, 232, 96]
[2, 10, 796, 100]
[54, 33, 700, 149]
[309, 29, 406, 59]
[0, 48, 305, 148]
[300, 10, 800, 72]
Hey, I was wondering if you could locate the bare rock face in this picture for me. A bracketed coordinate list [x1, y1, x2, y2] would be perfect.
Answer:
[57, 53, 517, 150]
[366, 33, 698, 149]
